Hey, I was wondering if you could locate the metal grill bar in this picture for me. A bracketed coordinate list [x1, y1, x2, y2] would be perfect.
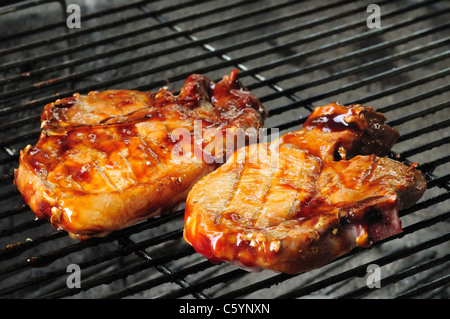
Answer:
[0, 210, 186, 296]
[337, 254, 449, 299]
[0, 0, 258, 75]
[0, 0, 438, 116]
[276, 229, 450, 299]
[137, 0, 445, 93]
[0, 208, 183, 268]
[116, 237, 209, 300]
[0, 0, 63, 15]
[246, 22, 450, 92]
[259, 39, 450, 104]
[274, 81, 450, 133]
[0, 0, 353, 109]
[402, 136, 450, 159]
[103, 260, 216, 299]
[268, 55, 450, 116]
[393, 274, 450, 299]
[0, 3, 447, 146]
[186, 211, 450, 299]
[37, 233, 195, 299]
[0, 0, 312, 115]
[0, 0, 156, 42]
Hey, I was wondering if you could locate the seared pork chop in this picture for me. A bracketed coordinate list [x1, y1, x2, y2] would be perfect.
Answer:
[15, 70, 266, 239]
[184, 103, 426, 274]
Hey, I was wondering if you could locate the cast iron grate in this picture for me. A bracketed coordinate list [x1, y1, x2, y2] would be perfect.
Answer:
[0, 0, 448, 299]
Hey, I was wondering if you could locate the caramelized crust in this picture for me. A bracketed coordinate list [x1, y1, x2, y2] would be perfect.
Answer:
[15, 70, 266, 239]
[184, 103, 426, 274]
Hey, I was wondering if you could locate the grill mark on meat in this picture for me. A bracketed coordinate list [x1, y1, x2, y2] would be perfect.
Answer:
[225, 145, 273, 224]
[119, 152, 138, 186]
[221, 162, 246, 218]
[138, 133, 160, 168]
[184, 102, 427, 274]
[284, 149, 320, 219]
[56, 160, 85, 194]
[94, 163, 120, 192]
[216, 161, 245, 221]
[15, 70, 266, 239]
[251, 144, 276, 224]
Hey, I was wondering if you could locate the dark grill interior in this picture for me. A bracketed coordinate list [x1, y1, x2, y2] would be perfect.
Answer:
[0, 0, 449, 299]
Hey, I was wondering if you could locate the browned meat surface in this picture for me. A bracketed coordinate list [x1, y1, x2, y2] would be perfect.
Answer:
[184, 102, 426, 274]
[14, 70, 267, 239]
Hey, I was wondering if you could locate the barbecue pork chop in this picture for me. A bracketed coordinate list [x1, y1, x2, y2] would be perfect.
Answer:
[184, 103, 426, 274]
[15, 70, 267, 239]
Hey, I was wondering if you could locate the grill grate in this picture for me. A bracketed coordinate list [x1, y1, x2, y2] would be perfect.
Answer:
[0, 0, 448, 299]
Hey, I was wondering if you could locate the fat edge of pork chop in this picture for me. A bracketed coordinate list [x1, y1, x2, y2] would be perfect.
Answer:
[14, 70, 267, 239]
[184, 102, 426, 274]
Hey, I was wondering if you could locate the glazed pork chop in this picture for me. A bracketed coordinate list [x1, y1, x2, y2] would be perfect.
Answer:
[14, 70, 266, 239]
[184, 103, 426, 274]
